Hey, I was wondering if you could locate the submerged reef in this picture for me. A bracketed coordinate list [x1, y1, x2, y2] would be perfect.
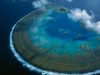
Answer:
[10, 7, 100, 75]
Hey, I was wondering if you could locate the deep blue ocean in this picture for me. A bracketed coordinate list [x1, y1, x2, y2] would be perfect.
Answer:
[0, 0, 40, 75]
[1, 0, 100, 75]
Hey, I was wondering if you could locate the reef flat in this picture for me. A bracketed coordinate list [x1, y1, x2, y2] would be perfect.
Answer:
[11, 7, 100, 74]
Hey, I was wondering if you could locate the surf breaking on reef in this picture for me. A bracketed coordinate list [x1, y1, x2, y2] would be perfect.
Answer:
[10, 9, 100, 75]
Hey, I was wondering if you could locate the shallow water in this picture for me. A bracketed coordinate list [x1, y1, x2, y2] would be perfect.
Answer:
[29, 8, 100, 55]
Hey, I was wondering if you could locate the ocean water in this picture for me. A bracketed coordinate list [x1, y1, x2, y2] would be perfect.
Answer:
[1, 0, 100, 75]
[0, 0, 41, 75]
